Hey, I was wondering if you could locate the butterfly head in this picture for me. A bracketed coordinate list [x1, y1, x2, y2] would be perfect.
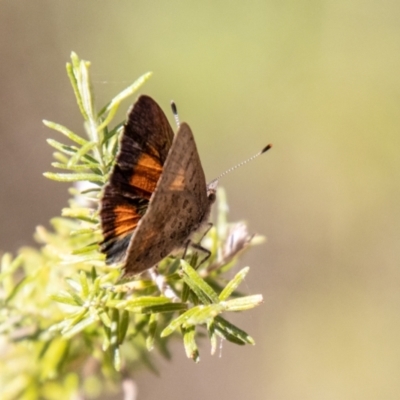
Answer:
[206, 179, 218, 204]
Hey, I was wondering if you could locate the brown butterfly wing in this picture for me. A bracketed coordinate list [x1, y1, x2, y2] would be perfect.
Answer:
[100, 96, 174, 264]
[123, 122, 212, 275]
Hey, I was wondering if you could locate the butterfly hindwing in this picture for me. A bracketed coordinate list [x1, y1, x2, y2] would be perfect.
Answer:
[100, 96, 174, 263]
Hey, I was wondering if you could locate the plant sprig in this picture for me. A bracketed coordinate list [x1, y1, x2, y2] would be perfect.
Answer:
[0, 52, 265, 400]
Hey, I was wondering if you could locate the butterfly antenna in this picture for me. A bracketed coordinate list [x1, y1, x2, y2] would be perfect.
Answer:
[171, 101, 180, 128]
[214, 144, 272, 182]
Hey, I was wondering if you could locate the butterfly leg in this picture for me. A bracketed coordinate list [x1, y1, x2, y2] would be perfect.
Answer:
[189, 222, 214, 267]
[182, 240, 191, 260]
[199, 222, 213, 243]
[181, 223, 213, 267]
[190, 242, 211, 267]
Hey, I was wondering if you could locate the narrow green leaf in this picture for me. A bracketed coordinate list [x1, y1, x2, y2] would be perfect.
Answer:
[65, 289, 84, 307]
[161, 308, 200, 337]
[140, 303, 187, 314]
[219, 266, 250, 301]
[50, 292, 82, 306]
[222, 294, 263, 311]
[97, 72, 153, 123]
[62, 315, 98, 338]
[5, 275, 33, 304]
[188, 252, 199, 268]
[52, 151, 69, 164]
[180, 260, 219, 304]
[67, 141, 97, 167]
[113, 347, 121, 372]
[79, 186, 101, 195]
[116, 296, 171, 309]
[214, 328, 246, 345]
[182, 304, 225, 327]
[208, 320, 217, 355]
[70, 228, 96, 237]
[44, 172, 104, 183]
[72, 244, 99, 255]
[66, 278, 81, 292]
[146, 313, 157, 351]
[38, 340, 53, 360]
[165, 258, 181, 275]
[118, 310, 129, 345]
[102, 122, 123, 145]
[48, 320, 69, 333]
[110, 309, 120, 368]
[96, 104, 118, 133]
[98, 309, 112, 328]
[47, 139, 78, 155]
[108, 298, 186, 314]
[60, 254, 104, 266]
[78, 59, 95, 122]
[67, 54, 88, 120]
[61, 207, 98, 224]
[181, 282, 190, 303]
[81, 153, 99, 164]
[51, 162, 101, 173]
[110, 308, 119, 343]
[214, 316, 255, 345]
[188, 289, 201, 306]
[70, 51, 80, 69]
[93, 275, 101, 293]
[102, 324, 111, 351]
[39, 339, 69, 380]
[182, 326, 199, 362]
[91, 266, 97, 281]
[66, 308, 89, 330]
[111, 134, 119, 156]
[43, 120, 88, 146]
[79, 271, 89, 298]
[182, 279, 208, 304]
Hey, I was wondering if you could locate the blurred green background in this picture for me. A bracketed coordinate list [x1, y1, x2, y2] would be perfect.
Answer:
[1, 1, 400, 399]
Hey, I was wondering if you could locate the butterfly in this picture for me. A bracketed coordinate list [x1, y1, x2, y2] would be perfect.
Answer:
[99, 95, 217, 276]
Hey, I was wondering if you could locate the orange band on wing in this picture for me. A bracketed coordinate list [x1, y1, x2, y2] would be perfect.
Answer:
[129, 152, 163, 195]
[169, 167, 185, 191]
[113, 204, 141, 236]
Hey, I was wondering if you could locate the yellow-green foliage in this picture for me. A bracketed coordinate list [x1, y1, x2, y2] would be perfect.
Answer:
[0, 53, 263, 400]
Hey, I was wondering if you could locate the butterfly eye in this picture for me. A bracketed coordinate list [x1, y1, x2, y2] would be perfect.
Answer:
[208, 191, 217, 203]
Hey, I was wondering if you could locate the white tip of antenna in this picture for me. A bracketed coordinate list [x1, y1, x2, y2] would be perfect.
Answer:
[171, 101, 180, 128]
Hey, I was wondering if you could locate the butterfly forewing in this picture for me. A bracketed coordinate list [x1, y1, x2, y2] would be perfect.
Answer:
[123, 123, 211, 275]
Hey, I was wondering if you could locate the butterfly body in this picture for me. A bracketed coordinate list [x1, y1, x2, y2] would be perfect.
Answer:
[100, 95, 216, 276]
